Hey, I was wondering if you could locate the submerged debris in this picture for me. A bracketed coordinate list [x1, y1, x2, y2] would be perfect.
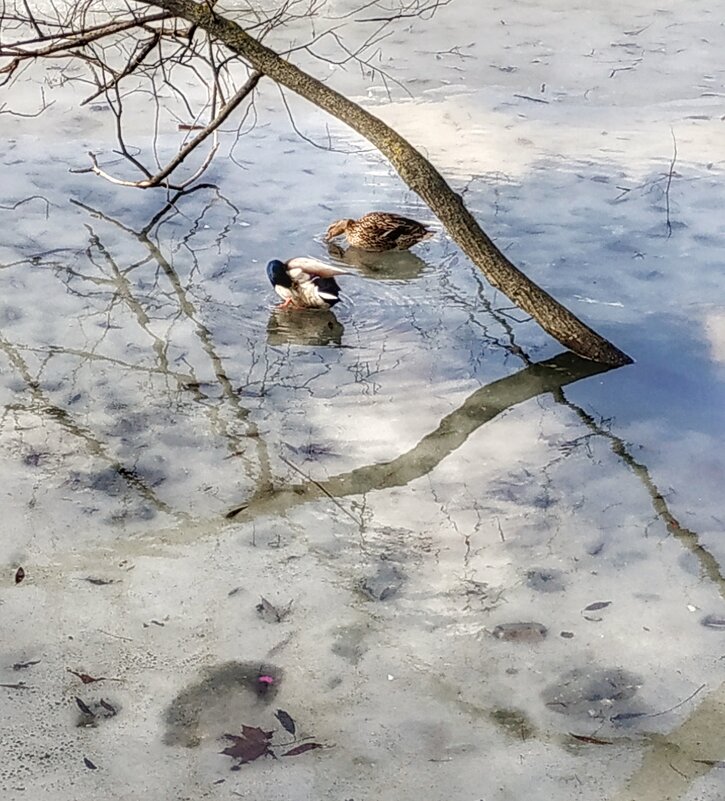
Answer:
[492, 622, 548, 642]
[14, 567, 25, 584]
[358, 561, 405, 602]
[543, 667, 643, 719]
[527, 568, 566, 593]
[701, 614, 725, 630]
[12, 659, 40, 670]
[256, 596, 292, 623]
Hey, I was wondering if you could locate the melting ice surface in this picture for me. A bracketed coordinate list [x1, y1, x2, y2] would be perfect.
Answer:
[1, 1, 725, 799]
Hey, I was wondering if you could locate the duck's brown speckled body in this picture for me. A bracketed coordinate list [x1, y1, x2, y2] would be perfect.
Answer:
[325, 212, 433, 252]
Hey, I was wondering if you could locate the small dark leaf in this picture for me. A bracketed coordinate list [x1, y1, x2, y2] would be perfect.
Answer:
[83, 757, 97, 770]
[83, 577, 116, 586]
[75, 697, 94, 716]
[283, 742, 323, 757]
[99, 699, 117, 716]
[584, 601, 611, 612]
[12, 660, 41, 670]
[569, 733, 613, 745]
[275, 709, 296, 735]
[68, 668, 103, 684]
[15, 567, 25, 584]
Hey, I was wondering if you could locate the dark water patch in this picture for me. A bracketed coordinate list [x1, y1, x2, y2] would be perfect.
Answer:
[527, 567, 566, 593]
[163, 661, 283, 748]
[491, 707, 536, 739]
[358, 559, 406, 602]
[331, 623, 371, 665]
[542, 667, 643, 720]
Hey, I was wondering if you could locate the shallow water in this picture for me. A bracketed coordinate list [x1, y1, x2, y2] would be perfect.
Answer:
[1, 2, 725, 800]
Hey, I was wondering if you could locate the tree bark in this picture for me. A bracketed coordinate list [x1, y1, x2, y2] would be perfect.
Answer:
[140, 0, 633, 367]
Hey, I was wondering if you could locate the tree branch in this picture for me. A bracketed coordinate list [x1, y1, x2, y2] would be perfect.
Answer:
[136, 0, 633, 366]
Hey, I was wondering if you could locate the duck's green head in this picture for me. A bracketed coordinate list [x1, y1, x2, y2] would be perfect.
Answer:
[266, 259, 292, 288]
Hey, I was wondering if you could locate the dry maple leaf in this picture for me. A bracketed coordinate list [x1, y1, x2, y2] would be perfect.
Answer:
[221, 725, 275, 764]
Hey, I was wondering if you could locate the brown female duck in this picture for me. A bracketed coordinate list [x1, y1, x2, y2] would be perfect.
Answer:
[325, 211, 433, 252]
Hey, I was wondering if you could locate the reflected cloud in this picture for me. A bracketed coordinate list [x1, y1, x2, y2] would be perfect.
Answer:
[266, 306, 344, 347]
[326, 242, 428, 281]
[705, 310, 725, 364]
[227, 351, 614, 519]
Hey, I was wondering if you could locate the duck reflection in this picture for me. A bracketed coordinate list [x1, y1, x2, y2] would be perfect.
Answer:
[266, 307, 344, 347]
[326, 242, 428, 281]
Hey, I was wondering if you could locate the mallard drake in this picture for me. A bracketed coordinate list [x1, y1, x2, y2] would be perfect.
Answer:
[325, 212, 433, 252]
[266, 257, 349, 309]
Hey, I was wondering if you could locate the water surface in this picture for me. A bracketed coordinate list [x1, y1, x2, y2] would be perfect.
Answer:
[1, 2, 724, 800]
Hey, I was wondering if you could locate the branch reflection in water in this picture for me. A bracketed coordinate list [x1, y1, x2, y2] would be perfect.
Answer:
[266, 307, 344, 347]
[327, 242, 429, 281]
[227, 351, 613, 518]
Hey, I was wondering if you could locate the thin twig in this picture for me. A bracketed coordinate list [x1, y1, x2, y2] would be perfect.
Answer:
[278, 454, 364, 527]
[665, 127, 678, 238]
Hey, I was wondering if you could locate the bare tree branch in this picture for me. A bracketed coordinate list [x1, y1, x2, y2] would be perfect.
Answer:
[130, 0, 632, 366]
[0, 0, 633, 364]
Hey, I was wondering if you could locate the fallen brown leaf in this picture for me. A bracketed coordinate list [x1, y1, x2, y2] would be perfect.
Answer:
[221, 725, 275, 765]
